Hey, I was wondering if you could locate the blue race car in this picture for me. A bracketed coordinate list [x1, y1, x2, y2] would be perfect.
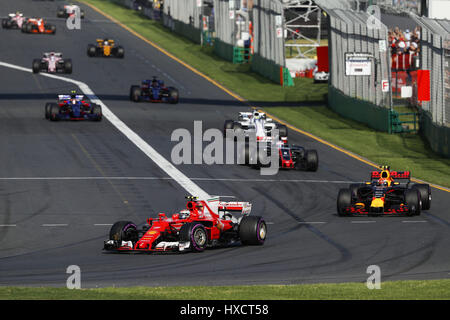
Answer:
[45, 91, 102, 121]
[129, 77, 179, 104]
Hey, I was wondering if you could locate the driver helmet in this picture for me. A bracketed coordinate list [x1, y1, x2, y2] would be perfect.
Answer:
[151, 78, 159, 88]
[253, 111, 261, 120]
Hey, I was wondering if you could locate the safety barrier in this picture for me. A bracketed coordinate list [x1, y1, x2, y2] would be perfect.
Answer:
[420, 111, 450, 158]
[328, 86, 391, 133]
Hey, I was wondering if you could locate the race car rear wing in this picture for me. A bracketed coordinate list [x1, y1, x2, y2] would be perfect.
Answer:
[58, 94, 84, 101]
[370, 171, 411, 185]
[218, 201, 252, 215]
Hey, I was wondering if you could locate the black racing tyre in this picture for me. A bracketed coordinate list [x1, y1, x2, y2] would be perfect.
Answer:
[276, 124, 288, 138]
[46, 24, 56, 34]
[49, 103, 60, 121]
[21, 23, 28, 33]
[239, 216, 266, 245]
[349, 183, 362, 200]
[44, 102, 54, 120]
[411, 184, 431, 210]
[32, 59, 41, 73]
[305, 149, 318, 171]
[179, 223, 208, 252]
[109, 221, 138, 243]
[80, 10, 85, 19]
[57, 9, 65, 18]
[91, 104, 102, 121]
[168, 87, 179, 104]
[223, 120, 234, 136]
[87, 45, 96, 57]
[2, 19, 9, 29]
[337, 188, 352, 216]
[129, 86, 141, 102]
[115, 46, 125, 58]
[405, 188, 421, 216]
[64, 59, 72, 74]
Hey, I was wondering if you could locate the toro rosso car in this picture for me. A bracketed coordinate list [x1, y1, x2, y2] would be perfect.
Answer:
[87, 39, 124, 58]
[104, 196, 267, 253]
[21, 18, 55, 34]
[45, 91, 102, 121]
[2, 12, 27, 29]
[130, 77, 179, 104]
[224, 111, 288, 142]
[32, 52, 72, 74]
[337, 166, 431, 217]
[57, 4, 85, 19]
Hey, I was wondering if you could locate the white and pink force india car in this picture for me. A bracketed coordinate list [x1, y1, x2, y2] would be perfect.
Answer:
[2, 12, 27, 29]
[32, 52, 72, 74]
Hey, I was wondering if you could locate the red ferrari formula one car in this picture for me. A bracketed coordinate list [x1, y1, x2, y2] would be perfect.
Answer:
[21, 18, 55, 34]
[337, 166, 431, 217]
[104, 196, 267, 253]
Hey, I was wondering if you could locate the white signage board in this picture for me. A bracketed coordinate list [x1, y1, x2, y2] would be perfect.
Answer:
[345, 53, 372, 76]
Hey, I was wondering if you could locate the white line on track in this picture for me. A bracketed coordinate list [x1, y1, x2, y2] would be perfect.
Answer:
[41, 224, 69, 227]
[93, 224, 113, 226]
[0, 225, 17, 227]
[402, 220, 428, 223]
[351, 221, 377, 223]
[0, 176, 360, 184]
[0, 61, 210, 200]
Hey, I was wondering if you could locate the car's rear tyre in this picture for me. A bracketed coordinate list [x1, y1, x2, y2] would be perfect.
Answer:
[115, 46, 125, 58]
[405, 189, 421, 216]
[44, 102, 56, 120]
[239, 216, 266, 245]
[49, 104, 60, 121]
[87, 45, 96, 57]
[179, 223, 208, 252]
[411, 184, 431, 210]
[305, 149, 318, 171]
[57, 9, 65, 18]
[130, 86, 141, 102]
[337, 188, 352, 216]
[167, 87, 179, 104]
[109, 221, 138, 243]
[277, 124, 288, 138]
[91, 104, 102, 121]
[64, 59, 72, 74]
[32, 59, 41, 74]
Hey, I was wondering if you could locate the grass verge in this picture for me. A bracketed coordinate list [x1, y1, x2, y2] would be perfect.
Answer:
[77, 0, 449, 189]
[1, 279, 450, 299]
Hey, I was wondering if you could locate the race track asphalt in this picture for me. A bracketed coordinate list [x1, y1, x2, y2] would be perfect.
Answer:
[0, 0, 449, 288]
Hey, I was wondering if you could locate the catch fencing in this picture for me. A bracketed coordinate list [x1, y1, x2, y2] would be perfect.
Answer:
[251, 0, 286, 84]
[409, 15, 450, 157]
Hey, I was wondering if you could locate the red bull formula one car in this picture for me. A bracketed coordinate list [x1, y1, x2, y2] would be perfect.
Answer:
[104, 196, 267, 253]
[337, 166, 431, 217]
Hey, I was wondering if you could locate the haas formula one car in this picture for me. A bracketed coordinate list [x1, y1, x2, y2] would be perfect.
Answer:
[45, 91, 102, 121]
[130, 77, 179, 104]
[104, 196, 267, 253]
[87, 39, 124, 58]
[337, 166, 431, 217]
[2, 12, 27, 29]
[21, 18, 56, 34]
[57, 4, 85, 19]
[32, 52, 72, 74]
